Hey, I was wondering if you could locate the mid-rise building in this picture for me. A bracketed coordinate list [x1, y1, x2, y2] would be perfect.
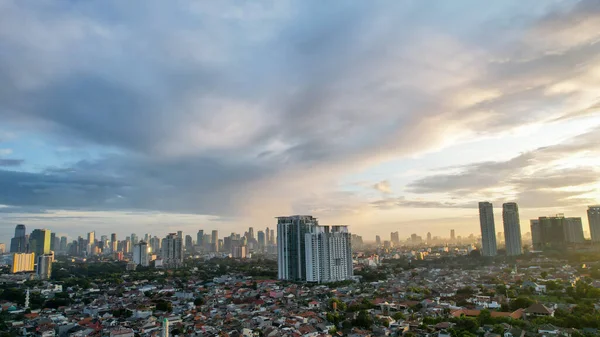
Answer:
[564, 217, 585, 243]
[588, 206, 600, 242]
[37, 254, 52, 279]
[390, 231, 400, 246]
[133, 241, 149, 267]
[231, 243, 247, 258]
[11, 252, 35, 273]
[161, 234, 183, 268]
[502, 202, 523, 256]
[478, 202, 497, 256]
[305, 225, 353, 283]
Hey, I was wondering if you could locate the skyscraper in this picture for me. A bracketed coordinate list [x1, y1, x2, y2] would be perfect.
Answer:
[587, 206, 600, 242]
[426, 232, 432, 242]
[502, 202, 522, 256]
[133, 241, 149, 267]
[162, 233, 183, 268]
[478, 202, 497, 256]
[277, 215, 319, 281]
[564, 217, 584, 243]
[265, 227, 270, 245]
[87, 231, 95, 255]
[197, 230, 204, 249]
[450, 229, 455, 241]
[390, 231, 400, 246]
[270, 229, 275, 245]
[257, 230, 265, 250]
[110, 233, 117, 252]
[177, 231, 183, 240]
[29, 229, 51, 257]
[211, 230, 219, 252]
[59, 236, 68, 252]
[248, 227, 255, 240]
[185, 235, 193, 252]
[10, 224, 27, 253]
[375, 235, 381, 246]
[530, 219, 542, 251]
[37, 254, 53, 279]
[305, 225, 353, 283]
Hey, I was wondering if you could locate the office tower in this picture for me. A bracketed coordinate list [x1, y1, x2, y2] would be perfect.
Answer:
[50, 232, 56, 251]
[375, 235, 381, 246]
[162, 233, 183, 268]
[211, 230, 219, 252]
[588, 206, 600, 242]
[305, 225, 353, 283]
[390, 231, 400, 246]
[111, 233, 117, 252]
[530, 220, 542, 250]
[248, 227, 255, 241]
[29, 229, 51, 257]
[11, 252, 36, 273]
[426, 232, 432, 242]
[59, 236, 67, 252]
[133, 241, 149, 267]
[37, 254, 53, 279]
[177, 231, 183, 240]
[277, 215, 319, 281]
[10, 224, 27, 253]
[450, 229, 455, 241]
[130, 233, 138, 246]
[86, 231, 95, 255]
[538, 215, 567, 249]
[265, 227, 270, 245]
[185, 235, 193, 252]
[270, 229, 275, 245]
[478, 202, 498, 256]
[196, 230, 204, 248]
[502, 202, 523, 256]
[564, 217, 585, 243]
[257, 231, 265, 250]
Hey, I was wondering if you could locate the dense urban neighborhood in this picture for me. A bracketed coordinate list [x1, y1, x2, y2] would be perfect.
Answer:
[3, 246, 600, 337]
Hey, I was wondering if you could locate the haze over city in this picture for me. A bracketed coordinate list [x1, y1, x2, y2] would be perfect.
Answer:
[1, 0, 600, 242]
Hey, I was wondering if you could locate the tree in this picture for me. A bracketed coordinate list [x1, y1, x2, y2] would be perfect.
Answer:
[541, 271, 548, 279]
[392, 312, 406, 320]
[352, 310, 374, 329]
[194, 297, 204, 306]
[509, 296, 534, 311]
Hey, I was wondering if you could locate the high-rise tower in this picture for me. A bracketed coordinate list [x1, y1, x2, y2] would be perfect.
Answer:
[587, 206, 600, 242]
[478, 202, 497, 256]
[502, 202, 522, 256]
[10, 224, 27, 253]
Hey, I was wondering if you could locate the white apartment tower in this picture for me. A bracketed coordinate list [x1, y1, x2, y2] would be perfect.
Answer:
[305, 225, 353, 283]
[502, 202, 523, 256]
[133, 241, 149, 266]
[479, 202, 498, 256]
[161, 233, 183, 268]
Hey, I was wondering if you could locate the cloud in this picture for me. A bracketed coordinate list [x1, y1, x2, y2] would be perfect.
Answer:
[373, 180, 392, 194]
[0, 0, 599, 233]
[0, 159, 23, 167]
[370, 197, 474, 210]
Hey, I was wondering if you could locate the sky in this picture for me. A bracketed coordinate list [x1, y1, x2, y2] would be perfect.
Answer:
[1, 0, 600, 243]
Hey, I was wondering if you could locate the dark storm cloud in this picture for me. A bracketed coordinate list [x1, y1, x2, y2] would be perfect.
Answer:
[0, 159, 23, 167]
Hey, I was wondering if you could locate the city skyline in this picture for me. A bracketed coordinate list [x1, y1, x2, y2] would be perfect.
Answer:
[1, 1, 600, 239]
